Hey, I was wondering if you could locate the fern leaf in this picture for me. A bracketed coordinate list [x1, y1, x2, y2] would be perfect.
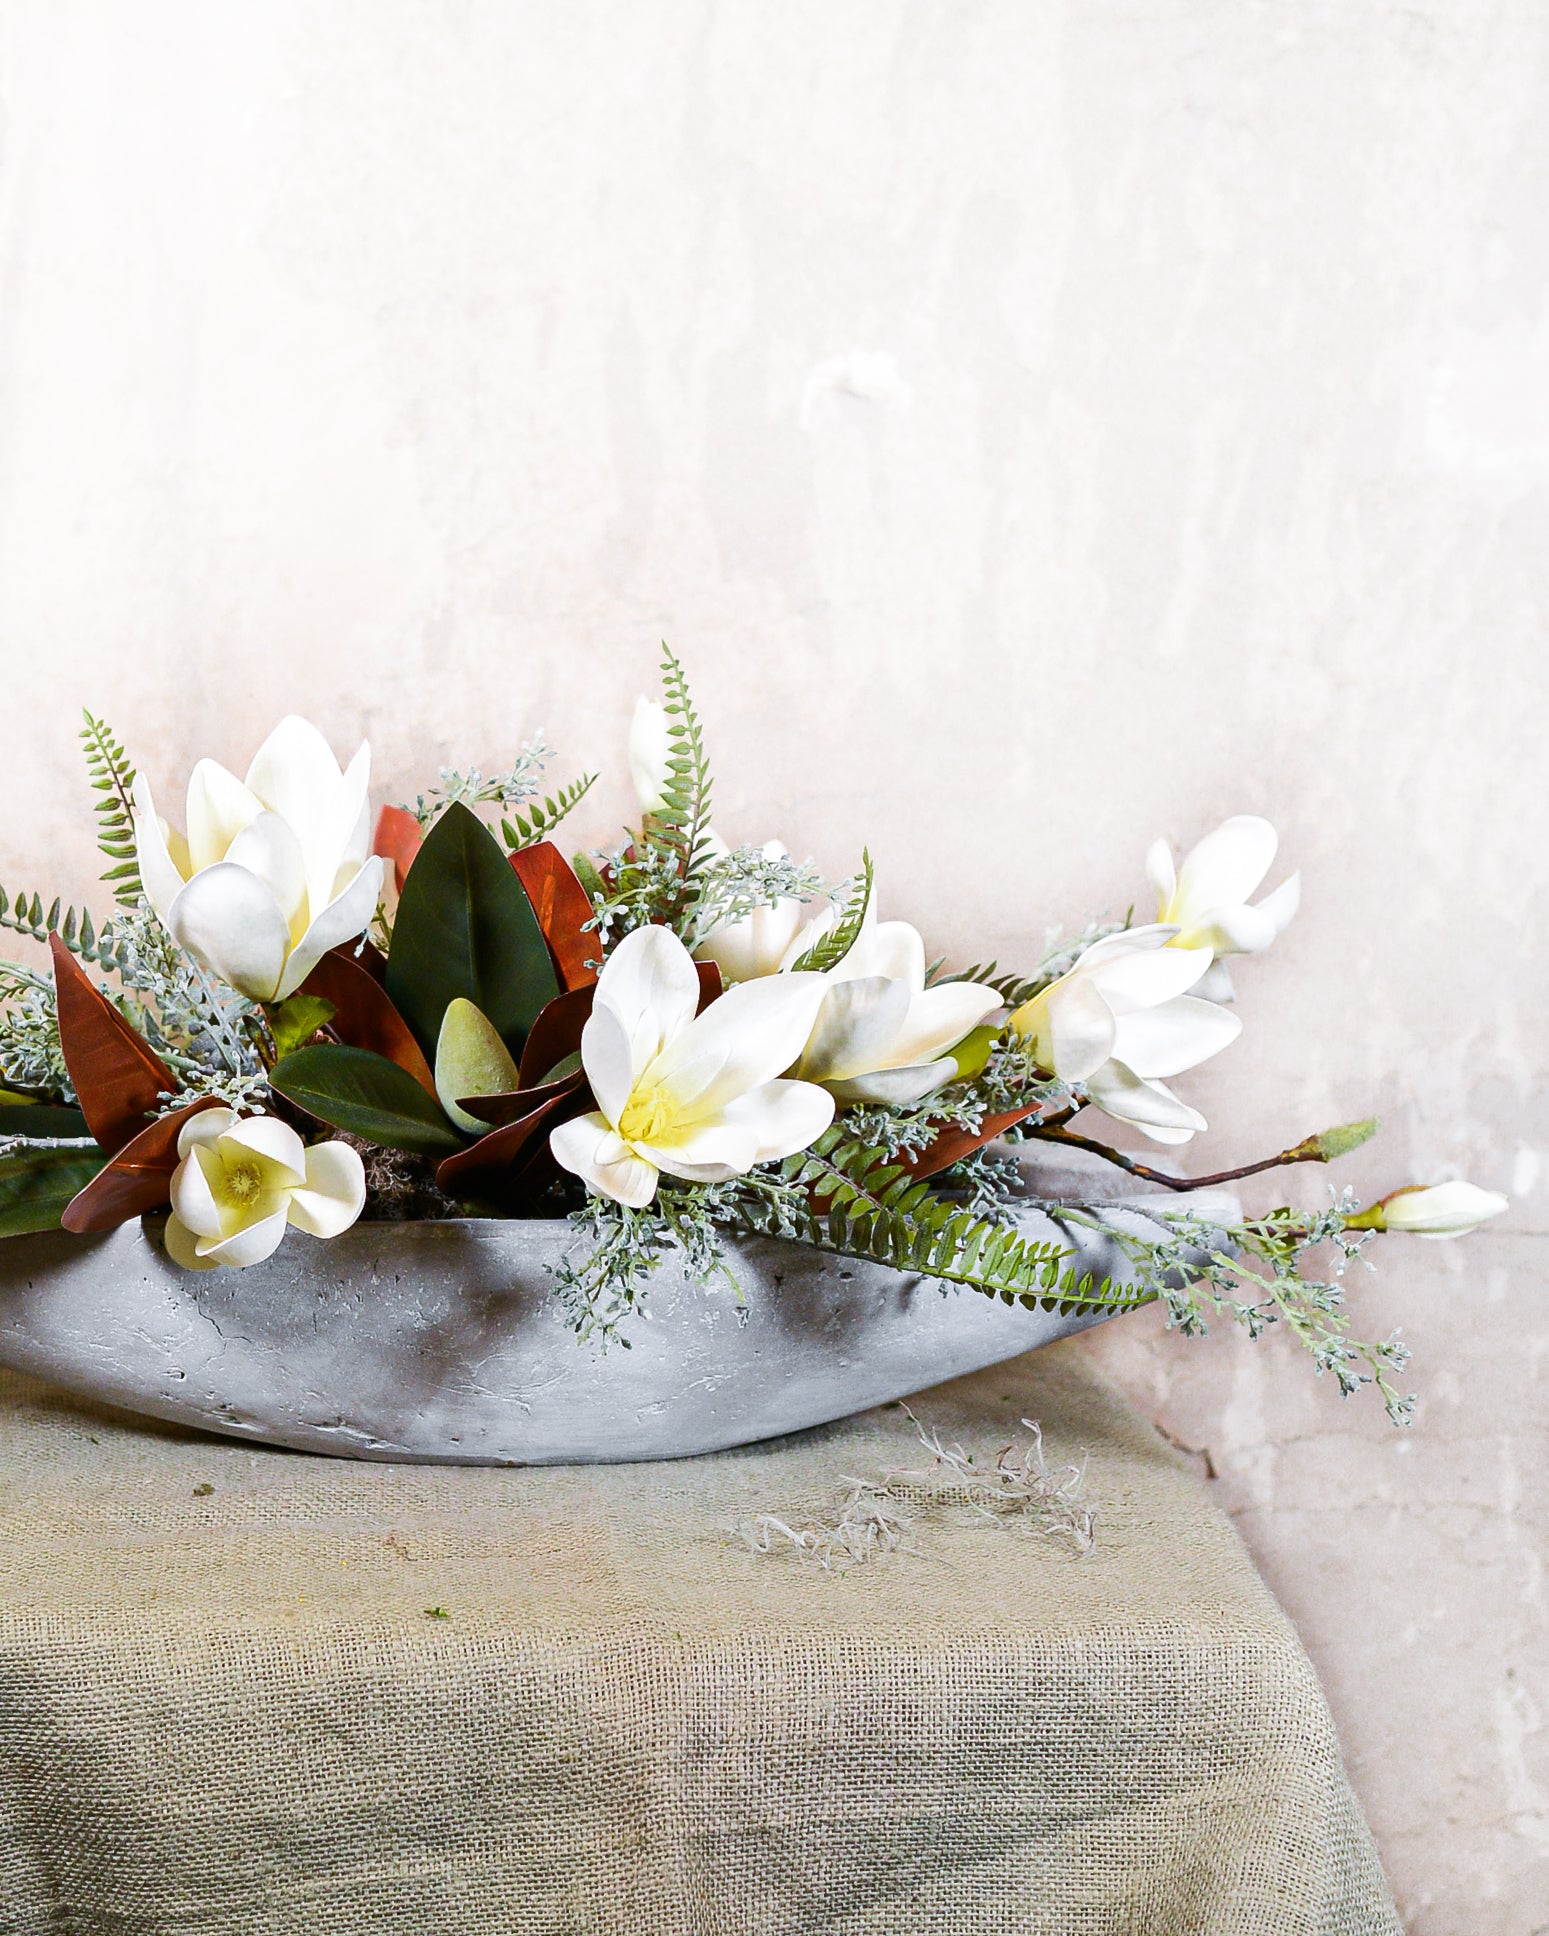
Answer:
[80, 711, 142, 907]
[501, 772, 598, 852]
[789, 852, 873, 974]
[647, 648, 716, 915]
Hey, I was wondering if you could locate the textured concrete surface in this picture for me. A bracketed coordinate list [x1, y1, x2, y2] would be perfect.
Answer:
[0, 3, 1544, 1925]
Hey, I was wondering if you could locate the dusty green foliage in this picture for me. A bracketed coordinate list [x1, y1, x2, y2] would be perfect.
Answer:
[0, 963, 72, 1097]
[547, 1178, 758, 1343]
[1069, 1190, 1414, 1424]
[500, 772, 597, 851]
[80, 711, 142, 906]
[406, 734, 559, 832]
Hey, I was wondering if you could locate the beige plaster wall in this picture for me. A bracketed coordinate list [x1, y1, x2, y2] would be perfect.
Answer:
[0, 3, 1544, 1925]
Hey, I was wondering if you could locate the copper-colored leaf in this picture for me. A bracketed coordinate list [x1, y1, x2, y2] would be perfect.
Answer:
[435, 1075, 586, 1201]
[695, 961, 722, 1011]
[372, 804, 423, 894]
[517, 985, 594, 1088]
[300, 945, 436, 1097]
[50, 935, 176, 1156]
[902, 1105, 1045, 1184]
[61, 1096, 225, 1234]
[455, 1073, 583, 1129]
[508, 842, 600, 990]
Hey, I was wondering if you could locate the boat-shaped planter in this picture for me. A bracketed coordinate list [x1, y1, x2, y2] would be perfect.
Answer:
[0, 1167, 1233, 1465]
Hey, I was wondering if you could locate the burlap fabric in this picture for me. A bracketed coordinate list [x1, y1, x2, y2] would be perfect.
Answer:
[0, 1342, 1397, 1935]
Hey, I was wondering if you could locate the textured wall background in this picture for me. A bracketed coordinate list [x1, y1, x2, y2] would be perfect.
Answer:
[0, 2, 1545, 1926]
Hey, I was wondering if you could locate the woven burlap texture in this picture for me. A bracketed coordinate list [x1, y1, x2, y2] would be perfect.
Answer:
[0, 1340, 1397, 1936]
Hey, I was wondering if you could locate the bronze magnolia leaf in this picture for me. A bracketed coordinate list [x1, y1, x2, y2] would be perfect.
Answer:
[49, 935, 176, 1155]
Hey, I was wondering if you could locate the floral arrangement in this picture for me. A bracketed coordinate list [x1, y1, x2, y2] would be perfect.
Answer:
[0, 658, 1506, 1421]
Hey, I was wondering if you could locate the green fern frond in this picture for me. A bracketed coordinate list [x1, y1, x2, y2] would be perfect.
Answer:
[501, 772, 598, 852]
[0, 887, 135, 975]
[80, 711, 142, 907]
[790, 851, 873, 973]
[938, 961, 1043, 1007]
[757, 1126, 1151, 1316]
[647, 647, 716, 915]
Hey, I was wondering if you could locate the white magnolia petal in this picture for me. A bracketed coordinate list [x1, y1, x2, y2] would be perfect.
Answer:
[1040, 976, 1117, 1083]
[176, 1106, 236, 1157]
[1111, 995, 1242, 1079]
[217, 1113, 309, 1188]
[1256, 871, 1301, 938]
[848, 919, 926, 989]
[304, 739, 373, 918]
[170, 1144, 227, 1240]
[1084, 1061, 1207, 1138]
[185, 760, 265, 874]
[695, 897, 811, 984]
[792, 975, 911, 1084]
[1178, 903, 1278, 957]
[1145, 837, 1177, 909]
[273, 856, 385, 1000]
[1382, 1181, 1509, 1238]
[167, 863, 292, 1002]
[1077, 924, 1180, 965]
[244, 714, 345, 830]
[1085, 942, 1212, 1015]
[196, 1205, 292, 1269]
[777, 905, 837, 972]
[826, 1060, 957, 1106]
[131, 772, 189, 921]
[1194, 960, 1237, 1003]
[163, 1212, 218, 1272]
[286, 1142, 367, 1237]
[578, 1005, 635, 1127]
[550, 1112, 659, 1207]
[223, 812, 310, 937]
[651, 971, 829, 1115]
[704, 1078, 835, 1165]
[593, 924, 702, 1081]
[1125, 1117, 1198, 1148]
[641, 1120, 762, 1183]
[884, 982, 1001, 1072]
[1174, 815, 1277, 916]
[628, 697, 672, 814]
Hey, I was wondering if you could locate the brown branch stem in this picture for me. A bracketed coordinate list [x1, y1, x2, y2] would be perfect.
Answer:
[1025, 1125, 1330, 1194]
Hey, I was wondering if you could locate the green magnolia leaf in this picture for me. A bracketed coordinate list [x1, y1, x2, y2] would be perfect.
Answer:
[0, 1103, 93, 1140]
[267, 994, 337, 1060]
[386, 801, 559, 1061]
[434, 998, 521, 1135]
[0, 1144, 108, 1237]
[269, 1045, 464, 1155]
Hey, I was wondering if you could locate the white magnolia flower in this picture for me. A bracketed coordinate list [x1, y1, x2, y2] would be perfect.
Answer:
[788, 901, 1001, 1106]
[693, 840, 823, 984]
[134, 716, 385, 1003]
[1363, 1181, 1509, 1240]
[1146, 815, 1300, 1000]
[550, 924, 834, 1207]
[628, 696, 672, 815]
[1009, 927, 1241, 1144]
[165, 1108, 366, 1271]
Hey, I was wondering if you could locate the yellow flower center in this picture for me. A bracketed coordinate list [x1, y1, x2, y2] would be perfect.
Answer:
[618, 1083, 673, 1147]
[223, 1159, 264, 1208]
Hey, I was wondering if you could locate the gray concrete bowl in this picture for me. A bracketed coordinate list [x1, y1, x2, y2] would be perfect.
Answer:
[0, 1175, 1228, 1464]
